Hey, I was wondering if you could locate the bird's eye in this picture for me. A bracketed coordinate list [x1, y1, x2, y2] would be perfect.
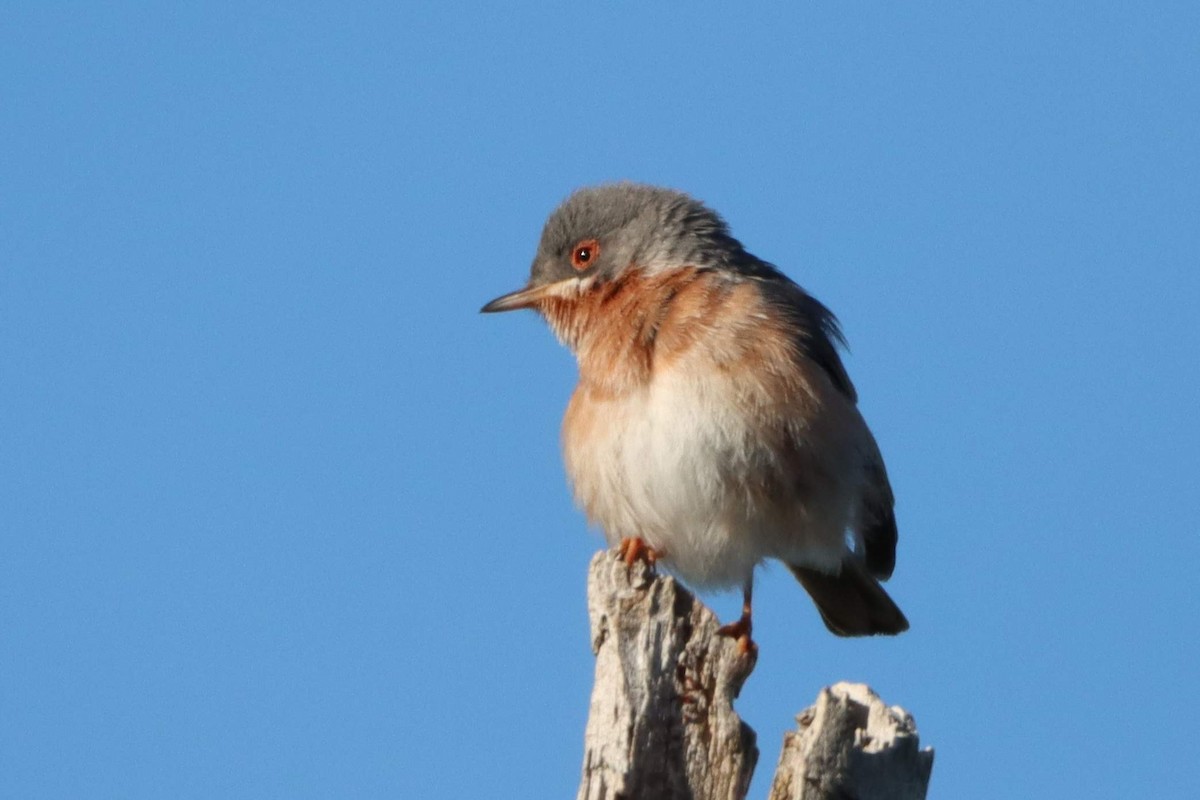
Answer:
[570, 239, 600, 271]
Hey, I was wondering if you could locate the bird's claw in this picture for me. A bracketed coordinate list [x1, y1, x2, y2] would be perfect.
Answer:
[616, 537, 662, 571]
[717, 615, 757, 656]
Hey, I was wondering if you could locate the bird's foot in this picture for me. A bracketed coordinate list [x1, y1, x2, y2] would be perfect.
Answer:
[717, 614, 757, 656]
[616, 537, 663, 571]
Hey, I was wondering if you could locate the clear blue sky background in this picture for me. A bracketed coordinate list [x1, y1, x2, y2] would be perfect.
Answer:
[3, 4, 1197, 798]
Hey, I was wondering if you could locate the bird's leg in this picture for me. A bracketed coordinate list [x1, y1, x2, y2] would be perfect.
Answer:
[616, 537, 663, 570]
[717, 577, 756, 655]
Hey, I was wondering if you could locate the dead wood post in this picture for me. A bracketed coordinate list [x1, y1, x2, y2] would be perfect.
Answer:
[577, 550, 933, 800]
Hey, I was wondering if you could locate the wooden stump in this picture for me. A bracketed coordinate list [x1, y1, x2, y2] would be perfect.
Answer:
[577, 551, 758, 800]
[768, 682, 934, 800]
[576, 550, 934, 800]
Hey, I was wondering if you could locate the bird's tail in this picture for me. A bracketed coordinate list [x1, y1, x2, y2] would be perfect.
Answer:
[790, 559, 909, 636]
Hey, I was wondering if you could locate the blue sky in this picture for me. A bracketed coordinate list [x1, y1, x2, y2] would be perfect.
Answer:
[2, 3, 1197, 798]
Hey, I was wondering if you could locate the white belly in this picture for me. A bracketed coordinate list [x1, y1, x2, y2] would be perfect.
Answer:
[562, 366, 852, 589]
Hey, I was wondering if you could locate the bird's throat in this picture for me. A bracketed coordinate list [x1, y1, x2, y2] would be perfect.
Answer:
[536, 267, 729, 396]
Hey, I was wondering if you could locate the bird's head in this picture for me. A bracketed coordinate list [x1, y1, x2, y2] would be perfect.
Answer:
[481, 183, 750, 323]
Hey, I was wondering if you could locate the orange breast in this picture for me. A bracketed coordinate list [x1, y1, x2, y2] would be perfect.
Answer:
[555, 266, 839, 525]
[540, 267, 813, 399]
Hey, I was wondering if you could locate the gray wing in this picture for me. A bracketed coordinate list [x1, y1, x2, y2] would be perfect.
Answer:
[756, 273, 857, 403]
[761, 272, 899, 580]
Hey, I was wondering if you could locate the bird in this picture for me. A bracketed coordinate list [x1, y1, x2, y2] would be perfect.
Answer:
[481, 182, 907, 649]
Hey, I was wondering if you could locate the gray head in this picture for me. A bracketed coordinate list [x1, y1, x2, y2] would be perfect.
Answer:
[481, 183, 771, 314]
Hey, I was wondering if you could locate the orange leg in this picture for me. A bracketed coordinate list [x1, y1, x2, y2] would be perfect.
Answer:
[616, 537, 663, 570]
[717, 578, 757, 655]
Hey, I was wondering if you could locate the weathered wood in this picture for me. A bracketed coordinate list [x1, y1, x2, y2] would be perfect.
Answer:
[576, 550, 933, 800]
[768, 682, 934, 800]
[577, 550, 758, 800]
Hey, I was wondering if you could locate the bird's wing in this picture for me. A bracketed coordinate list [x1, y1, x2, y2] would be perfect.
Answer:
[760, 276, 858, 403]
[757, 272, 901, 579]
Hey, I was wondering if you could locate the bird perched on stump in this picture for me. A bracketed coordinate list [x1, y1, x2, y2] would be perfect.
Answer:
[482, 183, 908, 650]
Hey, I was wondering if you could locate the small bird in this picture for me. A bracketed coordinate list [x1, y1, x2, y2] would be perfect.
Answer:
[482, 183, 907, 647]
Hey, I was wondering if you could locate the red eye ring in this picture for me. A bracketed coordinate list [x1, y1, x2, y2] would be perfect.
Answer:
[570, 239, 600, 271]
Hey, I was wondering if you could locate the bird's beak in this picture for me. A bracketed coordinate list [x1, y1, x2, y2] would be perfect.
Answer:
[480, 283, 548, 313]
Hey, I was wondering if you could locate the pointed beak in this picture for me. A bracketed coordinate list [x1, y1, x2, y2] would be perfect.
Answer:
[480, 283, 548, 314]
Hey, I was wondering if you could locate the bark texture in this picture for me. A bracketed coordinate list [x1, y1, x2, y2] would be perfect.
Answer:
[767, 683, 934, 800]
[577, 551, 758, 800]
[576, 549, 934, 800]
